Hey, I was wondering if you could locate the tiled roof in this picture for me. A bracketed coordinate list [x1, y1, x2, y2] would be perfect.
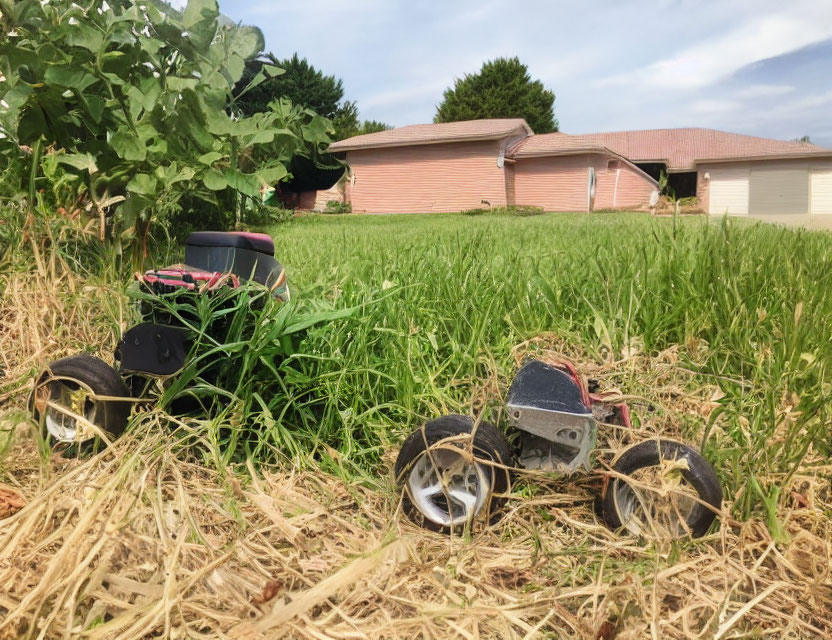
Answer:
[508, 132, 614, 157]
[565, 128, 829, 171]
[328, 119, 532, 152]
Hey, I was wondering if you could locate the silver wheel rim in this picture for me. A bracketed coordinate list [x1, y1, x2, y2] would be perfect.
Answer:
[407, 446, 492, 527]
[43, 380, 97, 443]
[612, 458, 699, 538]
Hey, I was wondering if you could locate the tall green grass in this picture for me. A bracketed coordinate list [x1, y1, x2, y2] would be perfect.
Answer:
[262, 212, 832, 519]
[4, 210, 830, 522]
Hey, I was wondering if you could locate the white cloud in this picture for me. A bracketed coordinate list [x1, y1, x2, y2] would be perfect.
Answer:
[689, 99, 742, 116]
[734, 84, 795, 99]
[361, 81, 450, 110]
[597, 8, 832, 91]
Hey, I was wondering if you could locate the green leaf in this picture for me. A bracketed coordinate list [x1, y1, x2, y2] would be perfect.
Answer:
[118, 195, 151, 230]
[184, 120, 215, 152]
[257, 165, 288, 185]
[80, 94, 105, 124]
[57, 152, 98, 174]
[126, 80, 161, 117]
[301, 116, 331, 145]
[102, 72, 126, 86]
[247, 130, 275, 145]
[198, 151, 223, 165]
[224, 53, 245, 86]
[183, 0, 219, 51]
[139, 37, 162, 57]
[167, 77, 199, 92]
[44, 65, 98, 91]
[203, 109, 234, 136]
[155, 164, 196, 188]
[2, 83, 33, 110]
[223, 169, 260, 197]
[226, 25, 264, 60]
[66, 24, 104, 52]
[126, 86, 144, 121]
[263, 64, 284, 77]
[18, 106, 50, 144]
[127, 173, 158, 196]
[147, 138, 168, 154]
[110, 130, 147, 161]
[202, 169, 227, 191]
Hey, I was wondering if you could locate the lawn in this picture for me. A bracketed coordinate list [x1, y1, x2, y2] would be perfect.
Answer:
[1, 210, 830, 638]
[265, 211, 832, 514]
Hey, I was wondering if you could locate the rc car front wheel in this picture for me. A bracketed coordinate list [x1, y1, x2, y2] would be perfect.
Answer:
[31, 354, 131, 452]
[600, 439, 722, 538]
[394, 415, 513, 533]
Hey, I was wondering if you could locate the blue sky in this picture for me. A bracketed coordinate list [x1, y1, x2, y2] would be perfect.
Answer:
[207, 0, 832, 146]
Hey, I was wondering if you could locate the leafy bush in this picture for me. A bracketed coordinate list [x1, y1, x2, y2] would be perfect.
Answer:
[323, 200, 351, 214]
[245, 204, 295, 226]
[0, 0, 332, 260]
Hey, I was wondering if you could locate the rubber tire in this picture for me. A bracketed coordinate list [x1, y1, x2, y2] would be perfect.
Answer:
[32, 354, 131, 450]
[600, 439, 722, 538]
[394, 414, 513, 533]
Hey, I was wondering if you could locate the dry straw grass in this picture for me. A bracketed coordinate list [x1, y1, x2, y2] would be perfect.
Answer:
[1, 281, 831, 639]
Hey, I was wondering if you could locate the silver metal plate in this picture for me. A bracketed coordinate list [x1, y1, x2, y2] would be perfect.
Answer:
[509, 404, 596, 473]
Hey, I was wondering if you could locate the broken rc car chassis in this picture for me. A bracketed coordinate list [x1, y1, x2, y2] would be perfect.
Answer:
[394, 359, 722, 538]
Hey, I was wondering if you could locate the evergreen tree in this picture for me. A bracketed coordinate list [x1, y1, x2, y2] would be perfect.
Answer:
[435, 57, 558, 133]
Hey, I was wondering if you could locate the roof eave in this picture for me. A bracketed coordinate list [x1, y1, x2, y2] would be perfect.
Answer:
[695, 152, 832, 165]
[328, 124, 532, 153]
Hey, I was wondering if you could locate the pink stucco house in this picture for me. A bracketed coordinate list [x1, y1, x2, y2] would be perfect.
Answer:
[324, 119, 832, 216]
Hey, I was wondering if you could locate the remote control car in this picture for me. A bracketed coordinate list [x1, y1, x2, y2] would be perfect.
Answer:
[30, 231, 288, 452]
[394, 359, 722, 538]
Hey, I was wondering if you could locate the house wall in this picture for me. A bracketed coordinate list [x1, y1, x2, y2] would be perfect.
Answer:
[698, 158, 832, 213]
[345, 140, 507, 213]
[297, 191, 317, 210]
[514, 154, 656, 211]
[595, 159, 658, 209]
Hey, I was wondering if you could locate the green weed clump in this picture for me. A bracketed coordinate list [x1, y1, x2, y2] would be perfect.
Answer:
[324, 200, 352, 214]
[461, 205, 544, 216]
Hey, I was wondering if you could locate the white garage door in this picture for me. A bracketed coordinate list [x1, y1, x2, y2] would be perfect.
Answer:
[709, 168, 749, 215]
[811, 170, 832, 214]
[749, 167, 808, 215]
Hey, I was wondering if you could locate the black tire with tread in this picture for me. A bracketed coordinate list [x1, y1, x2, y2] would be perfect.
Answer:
[32, 354, 131, 449]
[600, 439, 722, 538]
[394, 414, 513, 533]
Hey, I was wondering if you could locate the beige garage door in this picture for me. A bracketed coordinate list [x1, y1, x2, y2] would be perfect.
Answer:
[709, 168, 749, 215]
[749, 167, 808, 215]
[810, 170, 832, 214]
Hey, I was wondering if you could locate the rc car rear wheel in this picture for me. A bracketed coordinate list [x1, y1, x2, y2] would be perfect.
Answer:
[31, 354, 131, 453]
[601, 439, 722, 538]
[394, 415, 512, 533]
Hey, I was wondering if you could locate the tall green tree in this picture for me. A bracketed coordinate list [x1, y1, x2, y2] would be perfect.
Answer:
[236, 53, 343, 118]
[236, 53, 389, 140]
[435, 57, 558, 133]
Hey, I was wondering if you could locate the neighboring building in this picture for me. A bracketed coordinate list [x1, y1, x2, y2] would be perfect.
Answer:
[326, 120, 832, 215]
[507, 134, 657, 211]
[570, 128, 832, 215]
[327, 119, 531, 214]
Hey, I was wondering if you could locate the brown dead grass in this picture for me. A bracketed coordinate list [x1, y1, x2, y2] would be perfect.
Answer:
[1, 277, 831, 639]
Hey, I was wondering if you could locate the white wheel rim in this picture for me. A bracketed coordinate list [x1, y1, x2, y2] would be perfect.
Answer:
[407, 446, 491, 527]
[612, 459, 699, 537]
[43, 380, 97, 443]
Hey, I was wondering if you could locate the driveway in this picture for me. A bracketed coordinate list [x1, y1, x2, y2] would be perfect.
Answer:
[741, 214, 832, 232]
